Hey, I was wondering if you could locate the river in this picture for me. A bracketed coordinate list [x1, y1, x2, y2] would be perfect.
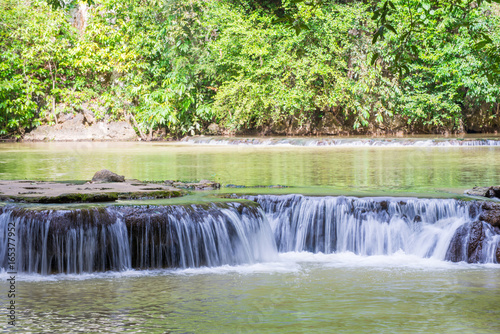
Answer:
[0, 137, 499, 333]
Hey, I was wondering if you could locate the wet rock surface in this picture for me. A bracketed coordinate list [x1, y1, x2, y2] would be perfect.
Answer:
[465, 186, 500, 199]
[0, 180, 185, 203]
[467, 221, 487, 263]
[443, 220, 499, 263]
[164, 179, 221, 190]
[479, 202, 500, 227]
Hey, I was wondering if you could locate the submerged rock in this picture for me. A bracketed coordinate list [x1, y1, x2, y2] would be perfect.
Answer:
[165, 179, 221, 190]
[92, 169, 125, 183]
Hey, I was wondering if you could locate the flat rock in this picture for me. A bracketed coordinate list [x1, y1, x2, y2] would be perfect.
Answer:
[0, 180, 185, 203]
[166, 180, 221, 190]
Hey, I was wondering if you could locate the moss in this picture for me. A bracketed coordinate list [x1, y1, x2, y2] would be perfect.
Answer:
[0, 190, 186, 204]
[119, 190, 186, 200]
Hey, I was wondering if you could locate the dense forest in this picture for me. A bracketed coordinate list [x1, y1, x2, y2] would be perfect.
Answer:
[1, 0, 499, 139]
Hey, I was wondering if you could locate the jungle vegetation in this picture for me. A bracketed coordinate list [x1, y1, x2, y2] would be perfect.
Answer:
[1, 0, 499, 138]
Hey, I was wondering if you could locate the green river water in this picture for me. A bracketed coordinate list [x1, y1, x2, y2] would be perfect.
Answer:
[1, 140, 499, 333]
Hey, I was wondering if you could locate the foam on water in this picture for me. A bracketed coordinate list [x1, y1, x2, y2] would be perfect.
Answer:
[1, 195, 499, 280]
[181, 136, 500, 147]
[2, 251, 498, 282]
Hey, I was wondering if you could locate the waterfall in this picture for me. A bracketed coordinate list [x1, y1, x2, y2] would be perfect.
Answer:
[0, 196, 498, 275]
[0, 202, 277, 274]
[246, 195, 500, 263]
[0, 207, 130, 275]
[124, 203, 277, 269]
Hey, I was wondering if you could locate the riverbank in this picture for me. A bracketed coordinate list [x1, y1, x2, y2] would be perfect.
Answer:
[10, 108, 500, 142]
[15, 113, 500, 143]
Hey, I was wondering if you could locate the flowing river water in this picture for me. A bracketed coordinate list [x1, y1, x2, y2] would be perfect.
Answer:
[0, 137, 499, 333]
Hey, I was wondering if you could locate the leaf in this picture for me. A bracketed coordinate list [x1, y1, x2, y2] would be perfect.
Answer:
[371, 52, 380, 66]
[371, 9, 381, 21]
[487, 74, 494, 85]
[385, 24, 397, 35]
[372, 27, 384, 44]
[474, 40, 490, 49]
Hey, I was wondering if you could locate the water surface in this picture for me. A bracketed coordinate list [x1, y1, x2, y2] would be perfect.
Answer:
[1, 254, 499, 333]
[1, 141, 499, 197]
[1, 139, 499, 333]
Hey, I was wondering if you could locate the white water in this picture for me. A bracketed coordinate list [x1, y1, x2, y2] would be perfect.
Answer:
[0, 203, 278, 274]
[182, 136, 500, 147]
[1, 196, 498, 277]
[248, 195, 499, 263]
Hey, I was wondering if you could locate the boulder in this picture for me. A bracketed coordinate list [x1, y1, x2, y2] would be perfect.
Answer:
[464, 186, 500, 199]
[445, 220, 493, 263]
[445, 223, 469, 262]
[91, 169, 125, 183]
[467, 221, 486, 263]
[479, 202, 500, 227]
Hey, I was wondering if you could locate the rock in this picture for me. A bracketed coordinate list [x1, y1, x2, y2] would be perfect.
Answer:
[24, 113, 137, 142]
[167, 179, 221, 190]
[464, 186, 500, 199]
[65, 113, 85, 127]
[446, 220, 492, 263]
[57, 113, 75, 124]
[91, 169, 125, 183]
[467, 221, 486, 263]
[445, 223, 469, 262]
[0, 180, 185, 203]
[479, 202, 500, 227]
[207, 123, 221, 135]
[81, 105, 95, 125]
[185, 180, 221, 190]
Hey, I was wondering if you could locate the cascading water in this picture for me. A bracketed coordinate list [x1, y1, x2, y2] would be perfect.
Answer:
[0, 207, 130, 275]
[1, 196, 498, 275]
[124, 203, 277, 269]
[0, 203, 277, 274]
[246, 195, 500, 263]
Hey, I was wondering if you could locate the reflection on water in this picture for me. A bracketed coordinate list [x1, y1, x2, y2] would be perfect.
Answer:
[1, 255, 499, 333]
[0, 142, 499, 196]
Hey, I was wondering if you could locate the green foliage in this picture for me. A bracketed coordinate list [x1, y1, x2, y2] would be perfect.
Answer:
[0, 0, 76, 136]
[374, 0, 500, 129]
[210, 2, 392, 130]
[1, 0, 499, 137]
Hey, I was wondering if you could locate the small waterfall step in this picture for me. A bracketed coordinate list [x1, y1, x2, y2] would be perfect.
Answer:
[1, 195, 499, 276]
[245, 195, 500, 263]
[0, 202, 277, 274]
